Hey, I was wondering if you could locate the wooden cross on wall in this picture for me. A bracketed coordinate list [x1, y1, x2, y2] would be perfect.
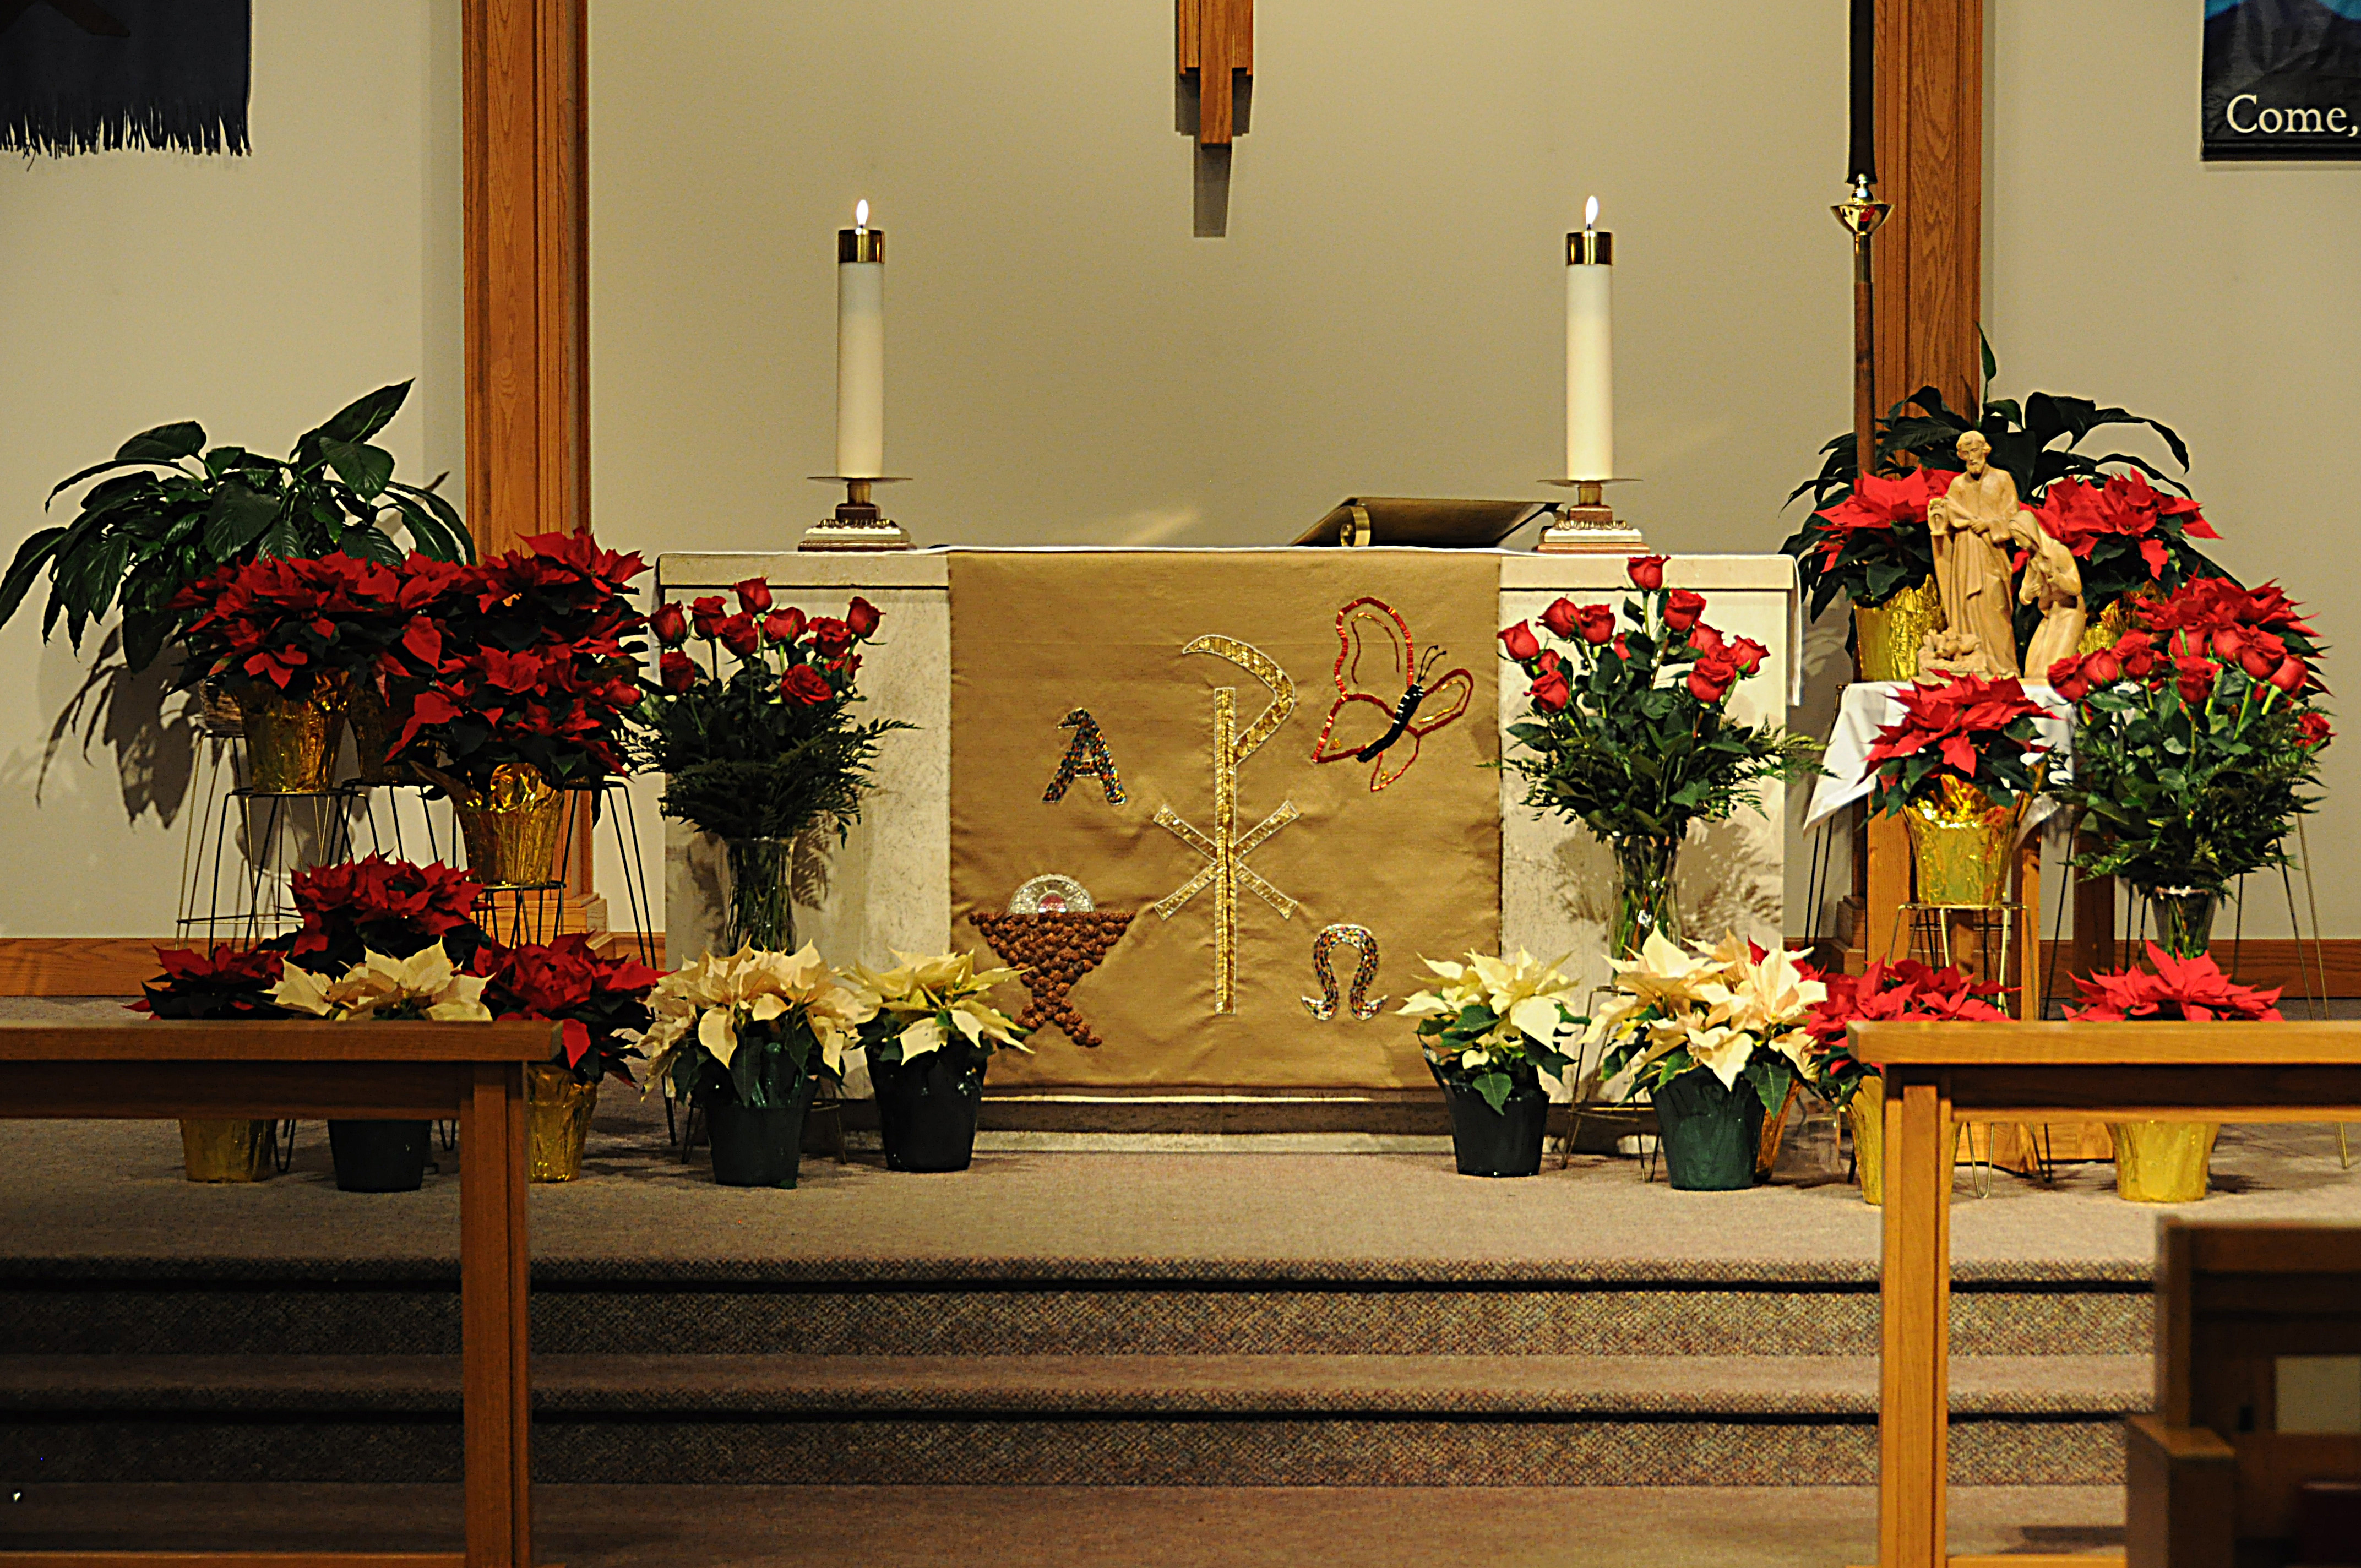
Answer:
[1177, 0, 1252, 146]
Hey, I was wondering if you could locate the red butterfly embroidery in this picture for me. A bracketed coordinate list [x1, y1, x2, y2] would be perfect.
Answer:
[1308, 597, 1473, 791]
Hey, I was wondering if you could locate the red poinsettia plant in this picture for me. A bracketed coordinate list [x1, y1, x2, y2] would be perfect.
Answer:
[1802, 957, 2008, 1106]
[1864, 674, 2049, 815]
[1498, 555, 1818, 842]
[2068, 943, 2283, 1022]
[172, 552, 427, 699]
[390, 532, 649, 791]
[2047, 578, 2328, 895]
[287, 854, 488, 975]
[130, 945, 292, 1020]
[2028, 468, 2222, 620]
[628, 579, 911, 843]
[477, 933, 663, 1083]
[1782, 467, 1951, 619]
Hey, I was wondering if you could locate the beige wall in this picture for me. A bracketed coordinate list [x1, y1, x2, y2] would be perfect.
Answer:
[1990, 4, 2361, 937]
[0, 1, 462, 938]
[586, 0, 1853, 554]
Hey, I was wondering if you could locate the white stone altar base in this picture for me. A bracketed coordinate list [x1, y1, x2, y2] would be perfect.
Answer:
[654, 548, 1798, 1008]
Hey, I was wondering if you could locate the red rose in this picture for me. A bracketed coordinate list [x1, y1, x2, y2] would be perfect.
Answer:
[1499, 621, 1542, 662]
[809, 617, 855, 655]
[1729, 635, 1769, 676]
[1663, 589, 1707, 633]
[717, 615, 763, 658]
[2211, 626, 2246, 663]
[1538, 597, 1582, 640]
[2046, 656, 2089, 701]
[1527, 667, 1571, 713]
[735, 577, 773, 616]
[2239, 646, 2277, 680]
[1612, 634, 1630, 660]
[690, 596, 728, 639]
[1628, 554, 1667, 591]
[1685, 649, 1740, 704]
[2174, 655, 2217, 705]
[2082, 649, 2123, 687]
[649, 603, 688, 647]
[845, 595, 882, 638]
[762, 608, 807, 644]
[1574, 603, 1616, 645]
[2299, 711, 2334, 749]
[658, 650, 698, 693]
[780, 665, 834, 706]
[2270, 656, 2306, 692]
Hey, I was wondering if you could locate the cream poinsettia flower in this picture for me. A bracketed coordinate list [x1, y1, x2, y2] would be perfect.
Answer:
[1399, 949, 1580, 1064]
[269, 942, 491, 1023]
[641, 943, 877, 1095]
[1678, 1021, 1756, 1089]
[846, 949, 1030, 1061]
[1586, 929, 1726, 1046]
[1697, 941, 1826, 1039]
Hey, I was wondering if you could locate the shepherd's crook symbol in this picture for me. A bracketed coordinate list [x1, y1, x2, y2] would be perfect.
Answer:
[1154, 634, 1299, 1014]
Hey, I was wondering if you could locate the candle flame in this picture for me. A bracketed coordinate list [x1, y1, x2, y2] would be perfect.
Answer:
[1585, 195, 1598, 230]
[855, 199, 869, 229]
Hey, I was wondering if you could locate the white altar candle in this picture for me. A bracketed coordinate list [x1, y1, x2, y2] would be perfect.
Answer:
[1565, 195, 1614, 481]
[836, 200, 885, 479]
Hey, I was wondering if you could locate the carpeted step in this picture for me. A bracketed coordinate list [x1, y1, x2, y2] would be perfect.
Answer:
[0, 1352, 2144, 1487]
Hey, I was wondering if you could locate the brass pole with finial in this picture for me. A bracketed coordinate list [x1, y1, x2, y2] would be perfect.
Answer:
[1832, 173, 1891, 484]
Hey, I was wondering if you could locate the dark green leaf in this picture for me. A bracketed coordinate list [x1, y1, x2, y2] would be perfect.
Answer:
[115, 421, 206, 463]
[321, 439, 396, 500]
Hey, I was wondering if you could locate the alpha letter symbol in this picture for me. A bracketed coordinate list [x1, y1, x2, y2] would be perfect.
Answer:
[1042, 708, 1126, 805]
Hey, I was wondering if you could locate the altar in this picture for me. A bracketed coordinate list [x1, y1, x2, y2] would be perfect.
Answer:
[660, 546, 1799, 1092]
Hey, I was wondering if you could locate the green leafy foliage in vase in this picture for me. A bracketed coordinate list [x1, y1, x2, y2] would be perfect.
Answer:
[2047, 578, 2329, 896]
[630, 581, 912, 843]
[1498, 556, 1820, 843]
[0, 382, 470, 674]
[1782, 340, 2224, 624]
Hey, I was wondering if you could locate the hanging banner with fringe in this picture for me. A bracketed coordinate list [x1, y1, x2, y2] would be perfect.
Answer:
[1, 0, 250, 157]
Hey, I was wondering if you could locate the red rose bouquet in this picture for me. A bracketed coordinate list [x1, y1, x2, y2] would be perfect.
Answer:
[172, 552, 420, 700]
[287, 854, 489, 975]
[390, 532, 649, 790]
[1863, 674, 2049, 815]
[2046, 578, 2327, 899]
[2067, 944, 2283, 1023]
[629, 580, 910, 845]
[1803, 958, 2006, 1108]
[478, 933, 663, 1082]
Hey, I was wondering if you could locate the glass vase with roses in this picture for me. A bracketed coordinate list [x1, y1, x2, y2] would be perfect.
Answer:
[629, 579, 911, 951]
[1499, 556, 1819, 957]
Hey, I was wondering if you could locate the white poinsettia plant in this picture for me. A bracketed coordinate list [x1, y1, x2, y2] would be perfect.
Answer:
[1590, 930, 1825, 1114]
[270, 942, 492, 1023]
[639, 945, 875, 1109]
[846, 950, 1030, 1071]
[1398, 950, 1584, 1113]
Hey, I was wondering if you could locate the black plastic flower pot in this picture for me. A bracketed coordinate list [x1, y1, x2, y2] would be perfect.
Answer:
[1649, 1068, 1766, 1191]
[873, 1049, 986, 1173]
[701, 1074, 817, 1189]
[327, 1119, 431, 1193]
[1437, 1075, 1550, 1178]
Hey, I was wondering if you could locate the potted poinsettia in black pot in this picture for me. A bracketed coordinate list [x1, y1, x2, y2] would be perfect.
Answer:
[1399, 951, 1583, 1178]
[641, 946, 873, 1189]
[848, 950, 1030, 1172]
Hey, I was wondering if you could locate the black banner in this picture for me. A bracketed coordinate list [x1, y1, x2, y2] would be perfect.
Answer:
[0, 0, 250, 157]
[2204, 0, 2361, 160]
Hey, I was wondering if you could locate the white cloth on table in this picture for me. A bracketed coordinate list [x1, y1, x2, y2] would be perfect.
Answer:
[1803, 680, 2075, 836]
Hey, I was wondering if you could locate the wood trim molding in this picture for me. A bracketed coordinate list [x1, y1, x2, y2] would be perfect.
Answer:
[0, 936, 659, 997]
[1873, 0, 1982, 416]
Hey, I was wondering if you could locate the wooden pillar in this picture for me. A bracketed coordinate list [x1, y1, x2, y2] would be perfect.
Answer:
[463, 0, 590, 557]
[1872, 0, 1983, 417]
[1879, 1070, 1952, 1568]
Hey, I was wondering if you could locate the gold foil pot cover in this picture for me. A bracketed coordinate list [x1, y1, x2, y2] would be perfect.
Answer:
[240, 671, 352, 793]
[1853, 578, 1945, 683]
[527, 1064, 598, 1183]
[1846, 1076, 1964, 1207]
[455, 763, 568, 887]
[180, 1118, 276, 1183]
[2111, 1120, 2218, 1204]
[1903, 775, 2030, 907]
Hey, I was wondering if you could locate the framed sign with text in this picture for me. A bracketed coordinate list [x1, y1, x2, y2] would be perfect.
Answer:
[2205, 0, 2361, 159]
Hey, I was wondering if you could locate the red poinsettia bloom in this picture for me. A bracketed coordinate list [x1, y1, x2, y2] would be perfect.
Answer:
[780, 665, 834, 706]
[1804, 957, 2006, 1097]
[2068, 943, 2282, 1022]
[483, 933, 664, 1070]
[649, 603, 688, 647]
[1499, 621, 1541, 662]
[1628, 555, 1667, 591]
[1865, 674, 2048, 777]
[130, 945, 289, 1018]
[846, 596, 882, 638]
[2033, 470, 2217, 580]
[1806, 467, 1950, 567]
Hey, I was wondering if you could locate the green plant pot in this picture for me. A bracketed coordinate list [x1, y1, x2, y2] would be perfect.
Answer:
[701, 1074, 817, 1189]
[1649, 1069, 1765, 1191]
[873, 1049, 986, 1173]
[327, 1119, 431, 1193]
[1435, 1071, 1549, 1178]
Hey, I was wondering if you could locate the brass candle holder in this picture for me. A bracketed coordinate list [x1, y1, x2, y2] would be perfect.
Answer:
[800, 475, 913, 552]
[1536, 477, 1644, 554]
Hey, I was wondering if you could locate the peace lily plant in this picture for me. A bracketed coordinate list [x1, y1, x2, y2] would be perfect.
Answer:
[640, 945, 875, 1110]
[1399, 950, 1584, 1114]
